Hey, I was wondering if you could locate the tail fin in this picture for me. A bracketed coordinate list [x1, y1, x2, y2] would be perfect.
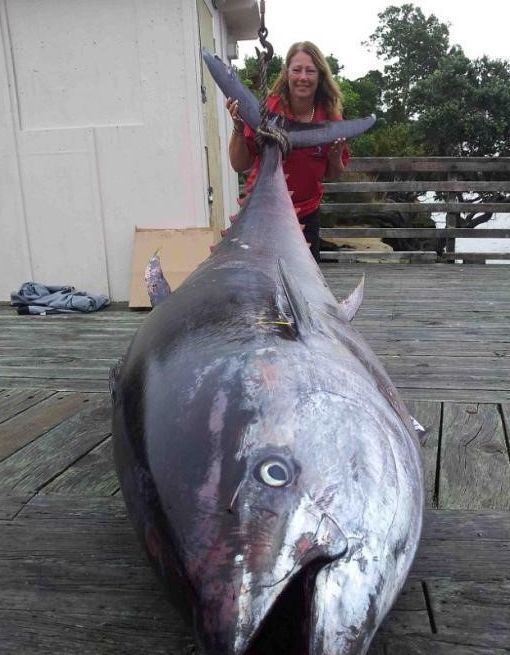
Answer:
[288, 115, 376, 147]
[202, 48, 260, 130]
[201, 48, 376, 145]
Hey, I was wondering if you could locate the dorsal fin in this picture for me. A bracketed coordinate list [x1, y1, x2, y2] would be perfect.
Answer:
[277, 258, 313, 338]
[340, 276, 365, 321]
[144, 250, 171, 307]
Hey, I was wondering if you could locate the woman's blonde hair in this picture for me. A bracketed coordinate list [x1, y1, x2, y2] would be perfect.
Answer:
[270, 41, 343, 119]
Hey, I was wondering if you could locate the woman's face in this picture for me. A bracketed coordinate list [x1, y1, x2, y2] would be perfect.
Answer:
[286, 51, 320, 105]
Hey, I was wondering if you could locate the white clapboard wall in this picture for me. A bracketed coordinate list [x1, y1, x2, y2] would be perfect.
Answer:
[0, 0, 248, 301]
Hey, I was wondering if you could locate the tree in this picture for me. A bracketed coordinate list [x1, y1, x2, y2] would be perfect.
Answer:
[340, 70, 383, 119]
[339, 70, 423, 157]
[364, 3, 450, 121]
[411, 50, 510, 157]
[326, 54, 343, 76]
[410, 50, 510, 229]
[351, 122, 424, 157]
[236, 55, 283, 97]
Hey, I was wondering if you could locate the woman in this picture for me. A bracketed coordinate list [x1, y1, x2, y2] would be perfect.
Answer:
[226, 41, 350, 262]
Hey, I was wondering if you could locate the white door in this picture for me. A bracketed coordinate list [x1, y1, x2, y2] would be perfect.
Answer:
[196, 0, 225, 242]
[0, 0, 207, 300]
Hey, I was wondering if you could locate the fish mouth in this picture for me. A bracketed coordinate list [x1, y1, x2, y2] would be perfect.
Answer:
[195, 511, 349, 655]
[241, 557, 332, 655]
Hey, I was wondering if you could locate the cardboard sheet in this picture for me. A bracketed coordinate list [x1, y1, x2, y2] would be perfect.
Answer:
[129, 227, 214, 308]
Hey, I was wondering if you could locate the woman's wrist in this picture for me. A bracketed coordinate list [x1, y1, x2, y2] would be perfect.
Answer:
[232, 118, 245, 135]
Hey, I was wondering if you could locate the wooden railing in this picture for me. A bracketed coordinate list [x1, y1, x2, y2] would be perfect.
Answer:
[320, 157, 510, 263]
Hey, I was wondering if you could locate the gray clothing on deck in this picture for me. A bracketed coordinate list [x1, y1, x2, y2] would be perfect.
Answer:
[11, 282, 110, 315]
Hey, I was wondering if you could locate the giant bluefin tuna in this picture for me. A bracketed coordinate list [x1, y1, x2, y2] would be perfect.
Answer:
[111, 49, 424, 655]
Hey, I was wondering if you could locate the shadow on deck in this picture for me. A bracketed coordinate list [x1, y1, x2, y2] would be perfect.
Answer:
[1, 264, 509, 654]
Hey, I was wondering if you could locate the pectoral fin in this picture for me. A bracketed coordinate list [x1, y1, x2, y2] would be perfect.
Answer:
[145, 250, 171, 307]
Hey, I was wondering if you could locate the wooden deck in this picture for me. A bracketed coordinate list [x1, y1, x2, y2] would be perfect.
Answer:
[1, 263, 509, 654]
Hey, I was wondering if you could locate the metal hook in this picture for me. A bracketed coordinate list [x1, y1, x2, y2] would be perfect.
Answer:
[256, 38, 274, 63]
[257, 0, 273, 62]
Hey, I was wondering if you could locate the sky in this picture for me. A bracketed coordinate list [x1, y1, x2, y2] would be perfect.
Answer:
[233, 0, 510, 79]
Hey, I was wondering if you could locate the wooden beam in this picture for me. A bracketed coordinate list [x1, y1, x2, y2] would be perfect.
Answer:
[320, 251, 438, 263]
[347, 157, 510, 173]
[324, 180, 510, 193]
[440, 253, 510, 262]
[320, 228, 510, 239]
[320, 202, 510, 214]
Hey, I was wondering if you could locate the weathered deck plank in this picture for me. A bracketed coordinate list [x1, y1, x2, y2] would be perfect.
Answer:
[0, 377, 110, 392]
[0, 389, 56, 423]
[380, 635, 509, 654]
[439, 403, 510, 510]
[400, 387, 510, 403]
[0, 395, 111, 494]
[43, 437, 118, 496]
[0, 392, 96, 461]
[2, 264, 509, 402]
[425, 578, 510, 650]
[379, 577, 510, 649]
[0, 498, 508, 655]
[0, 495, 31, 520]
[1, 264, 509, 653]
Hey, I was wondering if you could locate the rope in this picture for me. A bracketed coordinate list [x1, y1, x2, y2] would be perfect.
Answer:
[255, 123, 291, 157]
[255, 45, 270, 140]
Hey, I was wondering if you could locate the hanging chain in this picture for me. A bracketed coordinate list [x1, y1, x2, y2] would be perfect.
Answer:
[255, 0, 273, 130]
[254, 0, 290, 156]
[257, 0, 273, 64]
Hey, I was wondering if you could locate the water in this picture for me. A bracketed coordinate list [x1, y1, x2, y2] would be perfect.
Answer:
[432, 213, 510, 264]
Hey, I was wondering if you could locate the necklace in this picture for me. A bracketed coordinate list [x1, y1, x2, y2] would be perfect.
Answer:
[292, 105, 315, 122]
[290, 105, 315, 123]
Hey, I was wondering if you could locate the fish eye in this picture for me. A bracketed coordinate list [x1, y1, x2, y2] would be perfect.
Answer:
[256, 458, 292, 488]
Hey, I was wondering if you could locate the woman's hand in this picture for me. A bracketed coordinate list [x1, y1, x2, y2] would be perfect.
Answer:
[227, 97, 254, 172]
[328, 138, 348, 169]
[326, 138, 348, 180]
[226, 97, 245, 135]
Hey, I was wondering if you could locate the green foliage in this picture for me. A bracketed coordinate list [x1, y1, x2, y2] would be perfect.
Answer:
[365, 3, 449, 121]
[326, 54, 343, 76]
[339, 70, 384, 119]
[350, 71, 384, 117]
[337, 79, 360, 118]
[232, 4, 510, 160]
[350, 122, 424, 157]
[230, 5, 509, 237]
[235, 55, 283, 98]
[411, 51, 510, 156]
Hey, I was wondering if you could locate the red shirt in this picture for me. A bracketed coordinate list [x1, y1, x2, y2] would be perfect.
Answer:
[243, 95, 350, 217]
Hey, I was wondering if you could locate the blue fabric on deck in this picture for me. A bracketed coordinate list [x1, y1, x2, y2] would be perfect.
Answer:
[10, 282, 110, 315]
